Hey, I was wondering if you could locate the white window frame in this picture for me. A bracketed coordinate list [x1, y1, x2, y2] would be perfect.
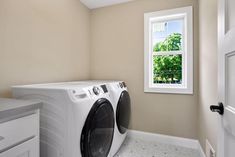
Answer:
[144, 6, 193, 94]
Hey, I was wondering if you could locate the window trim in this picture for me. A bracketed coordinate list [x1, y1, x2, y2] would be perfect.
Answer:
[144, 6, 193, 94]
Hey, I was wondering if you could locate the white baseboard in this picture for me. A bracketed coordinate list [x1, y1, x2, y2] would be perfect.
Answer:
[128, 130, 206, 157]
[198, 143, 206, 157]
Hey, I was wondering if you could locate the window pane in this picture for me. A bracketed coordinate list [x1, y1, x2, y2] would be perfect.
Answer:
[152, 19, 183, 52]
[153, 54, 182, 84]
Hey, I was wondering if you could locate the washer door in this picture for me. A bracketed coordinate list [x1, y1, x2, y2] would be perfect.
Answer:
[116, 90, 131, 134]
[81, 98, 114, 157]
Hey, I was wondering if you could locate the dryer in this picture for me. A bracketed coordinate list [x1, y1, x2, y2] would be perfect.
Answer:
[12, 82, 115, 157]
[107, 81, 131, 157]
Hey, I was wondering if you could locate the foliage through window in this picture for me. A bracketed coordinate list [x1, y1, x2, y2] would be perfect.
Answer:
[153, 54, 182, 84]
[144, 7, 193, 94]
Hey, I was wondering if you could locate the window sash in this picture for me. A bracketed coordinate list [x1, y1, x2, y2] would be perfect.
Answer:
[150, 14, 186, 23]
[150, 22, 186, 56]
[152, 51, 184, 56]
[151, 52, 186, 87]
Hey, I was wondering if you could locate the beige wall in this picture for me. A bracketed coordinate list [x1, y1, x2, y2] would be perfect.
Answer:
[90, 0, 199, 139]
[198, 0, 218, 151]
[0, 0, 219, 150]
[0, 0, 90, 97]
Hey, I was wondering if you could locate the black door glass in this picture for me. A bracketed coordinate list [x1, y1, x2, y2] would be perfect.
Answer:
[116, 91, 131, 134]
[81, 98, 114, 157]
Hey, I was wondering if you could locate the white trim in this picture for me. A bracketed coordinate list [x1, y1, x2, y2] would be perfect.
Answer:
[153, 51, 184, 56]
[80, 0, 134, 9]
[144, 6, 193, 94]
[198, 142, 207, 157]
[217, 0, 229, 156]
[128, 130, 206, 157]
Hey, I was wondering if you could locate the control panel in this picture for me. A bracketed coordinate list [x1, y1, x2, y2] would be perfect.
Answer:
[89, 85, 109, 98]
[71, 84, 109, 100]
[117, 82, 127, 89]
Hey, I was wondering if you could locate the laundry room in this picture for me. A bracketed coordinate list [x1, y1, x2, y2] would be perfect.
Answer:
[0, 0, 233, 157]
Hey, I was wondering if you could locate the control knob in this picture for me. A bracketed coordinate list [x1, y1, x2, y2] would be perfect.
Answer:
[93, 86, 100, 95]
[119, 82, 124, 88]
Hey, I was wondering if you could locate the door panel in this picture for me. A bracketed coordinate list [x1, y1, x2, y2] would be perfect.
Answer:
[116, 91, 131, 134]
[225, 0, 235, 32]
[218, 0, 235, 157]
[226, 53, 235, 108]
[223, 108, 235, 136]
[81, 98, 114, 157]
[224, 129, 235, 157]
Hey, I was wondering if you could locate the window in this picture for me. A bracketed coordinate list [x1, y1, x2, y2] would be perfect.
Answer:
[144, 6, 193, 94]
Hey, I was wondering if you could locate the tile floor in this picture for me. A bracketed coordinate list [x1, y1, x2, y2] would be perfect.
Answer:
[114, 135, 200, 157]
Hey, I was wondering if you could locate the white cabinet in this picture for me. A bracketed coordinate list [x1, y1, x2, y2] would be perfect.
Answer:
[0, 111, 40, 157]
[0, 137, 39, 157]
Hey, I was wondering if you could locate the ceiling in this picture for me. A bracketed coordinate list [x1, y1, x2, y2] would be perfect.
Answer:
[80, 0, 134, 9]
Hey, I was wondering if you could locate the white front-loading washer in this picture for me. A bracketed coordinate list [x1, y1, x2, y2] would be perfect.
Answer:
[12, 82, 115, 157]
[79, 80, 131, 157]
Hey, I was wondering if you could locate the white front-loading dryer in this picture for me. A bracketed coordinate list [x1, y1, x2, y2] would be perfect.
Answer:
[12, 82, 115, 157]
[105, 81, 131, 157]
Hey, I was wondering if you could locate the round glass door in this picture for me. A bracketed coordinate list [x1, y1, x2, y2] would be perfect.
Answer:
[116, 90, 131, 134]
[81, 98, 114, 157]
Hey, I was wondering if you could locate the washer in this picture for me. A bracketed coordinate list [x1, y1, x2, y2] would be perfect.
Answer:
[12, 82, 115, 157]
[80, 80, 131, 157]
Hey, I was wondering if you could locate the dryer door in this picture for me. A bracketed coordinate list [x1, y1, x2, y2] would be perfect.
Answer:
[116, 90, 131, 134]
[81, 98, 114, 157]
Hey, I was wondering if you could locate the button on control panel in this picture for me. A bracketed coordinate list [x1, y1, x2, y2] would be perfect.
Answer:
[101, 85, 108, 93]
[122, 82, 127, 87]
[93, 86, 100, 95]
[119, 82, 124, 88]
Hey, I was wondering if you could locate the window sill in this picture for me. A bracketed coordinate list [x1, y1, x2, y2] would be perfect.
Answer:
[144, 86, 193, 95]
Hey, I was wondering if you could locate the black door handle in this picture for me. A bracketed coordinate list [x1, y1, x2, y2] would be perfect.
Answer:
[210, 102, 224, 115]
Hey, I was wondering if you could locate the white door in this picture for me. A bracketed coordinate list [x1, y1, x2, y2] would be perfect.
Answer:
[214, 0, 235, 156]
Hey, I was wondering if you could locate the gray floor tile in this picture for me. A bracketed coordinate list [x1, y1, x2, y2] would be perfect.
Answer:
[114, 135, 200, 157]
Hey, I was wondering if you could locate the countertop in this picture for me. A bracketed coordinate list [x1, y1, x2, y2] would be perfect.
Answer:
[0, 98, 42, 120]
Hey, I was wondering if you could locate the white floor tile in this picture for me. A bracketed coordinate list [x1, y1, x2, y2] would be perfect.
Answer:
[114, 135, 200, 157]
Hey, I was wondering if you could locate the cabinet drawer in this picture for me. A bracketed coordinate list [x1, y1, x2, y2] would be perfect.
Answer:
[0, 113, 39, 151]
[0, 137, 39, 157]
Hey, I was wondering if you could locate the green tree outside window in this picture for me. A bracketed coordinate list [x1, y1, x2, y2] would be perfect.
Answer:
[153, 33, 182, 84]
